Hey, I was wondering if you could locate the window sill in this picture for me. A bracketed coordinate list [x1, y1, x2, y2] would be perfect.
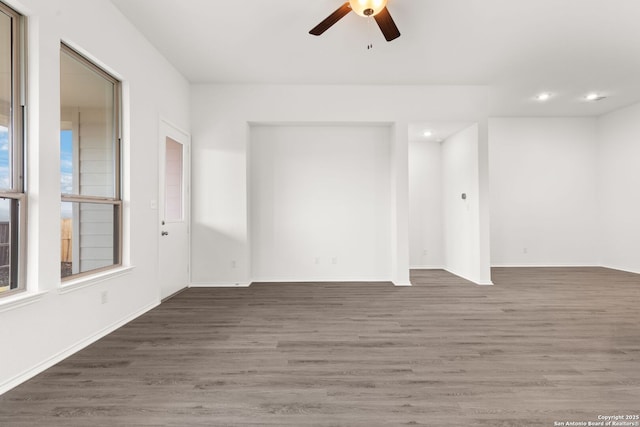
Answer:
[0, 290, 48, 314]
[59, 266, 135, 294]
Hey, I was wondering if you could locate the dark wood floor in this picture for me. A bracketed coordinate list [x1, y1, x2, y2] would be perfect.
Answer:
[1, 268, 639, 426]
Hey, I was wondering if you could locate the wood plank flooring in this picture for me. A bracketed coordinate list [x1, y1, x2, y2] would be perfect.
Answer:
[1, 267, 639, 426]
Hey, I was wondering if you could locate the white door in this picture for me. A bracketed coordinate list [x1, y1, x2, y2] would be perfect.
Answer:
[158, 121, 190, 300]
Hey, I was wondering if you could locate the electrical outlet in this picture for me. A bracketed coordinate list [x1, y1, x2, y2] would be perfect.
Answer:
[523, 247, 528, 254]
[101, 290, 108, 305]
[332, 257, 338, 265]
[315, 257, 320, 265]
[231, 260, 237, 269]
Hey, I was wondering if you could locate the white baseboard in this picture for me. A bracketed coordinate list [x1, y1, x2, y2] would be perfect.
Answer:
[392, 281, 412, 287]
[444, 268, 493, 286]
[189, 282, 251, 288]
[409, 265, 445, 270]
[599, 264, 640, 275]
[491, 263, 597, 268]
[0, 301, 159, 396]
[193, 279, 401, 288]
[491, 264, 640, 275]
[250, 277, 392, 283]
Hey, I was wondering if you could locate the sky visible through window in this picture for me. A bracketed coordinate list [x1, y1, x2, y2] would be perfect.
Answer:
[1, 129, 75, 219]
[0, 126, 9, 222]
[61, 130, 73, 218]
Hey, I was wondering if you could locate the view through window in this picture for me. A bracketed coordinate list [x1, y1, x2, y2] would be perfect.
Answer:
[60, 44, 122, 279]
[0, 2, 25, 296]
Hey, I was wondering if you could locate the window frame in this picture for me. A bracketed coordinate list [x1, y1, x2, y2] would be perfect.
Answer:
[60, 43, 122, 281]
[0, 1, 26, 298]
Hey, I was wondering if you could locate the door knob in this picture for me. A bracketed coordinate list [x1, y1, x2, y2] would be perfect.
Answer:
[161, 231, 169, 236]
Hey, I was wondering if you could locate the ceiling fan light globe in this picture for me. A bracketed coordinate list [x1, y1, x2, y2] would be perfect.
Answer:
[349, 0, 388, 17]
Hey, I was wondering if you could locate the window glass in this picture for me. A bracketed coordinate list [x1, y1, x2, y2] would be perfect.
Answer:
[165, 137, 183, 222]
[61, 202, 118, 278]
[0, 126, 8, 190]
[60, 44, 121, 280]
[60, 129, 74, 194]
[0, 3, 25, 296]
[0, 11, 12, 190]
[60, 50, 116, 198]
[0, 198, 15, 291]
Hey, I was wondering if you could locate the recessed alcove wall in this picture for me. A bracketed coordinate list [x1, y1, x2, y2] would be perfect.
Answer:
[249, 124, 392, 282]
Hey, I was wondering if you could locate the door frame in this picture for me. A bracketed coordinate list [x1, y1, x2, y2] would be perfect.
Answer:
[158, 118, 191, 299]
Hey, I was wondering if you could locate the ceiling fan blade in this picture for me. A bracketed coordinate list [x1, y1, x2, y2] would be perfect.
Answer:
[373, 7, 401, 41]
[309, 2, 352, 36]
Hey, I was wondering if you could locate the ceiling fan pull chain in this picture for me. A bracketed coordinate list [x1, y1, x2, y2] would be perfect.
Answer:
[367, 16, 375, 50]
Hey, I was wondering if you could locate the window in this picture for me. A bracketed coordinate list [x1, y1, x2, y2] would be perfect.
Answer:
[0, 2, 25, 297]
[60, 44, 121, 279]
[164, 137, 183, 222]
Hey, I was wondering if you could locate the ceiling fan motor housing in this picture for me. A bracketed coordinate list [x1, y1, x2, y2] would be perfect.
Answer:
[349, 0, 388, 17]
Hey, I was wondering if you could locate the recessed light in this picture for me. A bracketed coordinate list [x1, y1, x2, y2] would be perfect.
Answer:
[423, 130, 433, 137]
[536, 92, 552, 102]
[585, 92, 606, 102]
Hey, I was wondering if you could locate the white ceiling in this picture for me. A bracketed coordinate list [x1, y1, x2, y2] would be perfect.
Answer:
[111, 0, 640, 116]
[409, 122, 472, 143]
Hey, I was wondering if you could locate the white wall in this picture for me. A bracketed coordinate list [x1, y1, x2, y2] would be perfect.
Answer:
[489, 118, 598, 266]
[250, 125, 391, 281]
[0, 0, 190, 393]
[408, 140, 443, 268]
[597, 102, 640, 273]
[441, 124, 491, 284]
[190, 84, 491, 287]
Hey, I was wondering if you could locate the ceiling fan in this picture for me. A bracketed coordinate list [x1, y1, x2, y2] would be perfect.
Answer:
[309, 0, 401, 42]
